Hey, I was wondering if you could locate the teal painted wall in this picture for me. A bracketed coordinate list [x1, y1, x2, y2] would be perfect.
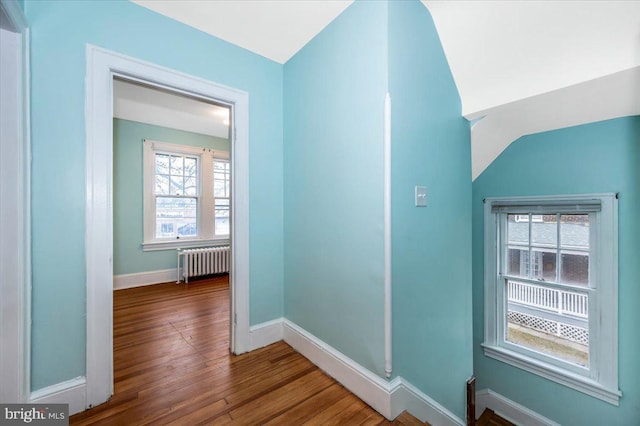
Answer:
[389, 1, 472, 418]
[283, 0, 388, 376]
[113, 118, 229, 275]
[472, 117, 640, 425]
[25, 0, 283, 390]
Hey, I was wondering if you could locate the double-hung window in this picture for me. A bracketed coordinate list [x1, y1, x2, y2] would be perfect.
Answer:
[483, 194, 620, 404]
[143, 139, 230, 250]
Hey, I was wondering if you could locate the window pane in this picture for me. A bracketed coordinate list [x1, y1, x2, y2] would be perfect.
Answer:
[507, 214, 528, 243]
[184, 157, 197, 177]
[531, 216, 557, 246]
[215, 209, 229, 235]
[170, 156, 184, 175]
[507, 248, 528, 277]
[215, 198, 229, 235]
[534, 249, 557, 282]
[155, 154, 169, 174]
[560, 215, 589, 249]
[155, 197, 197, 239]
[561, 253, 589, 286]
[506, 279, 589, 367]
[184, 177, 197, 196]
[155, 175, 169, 195]
[170, 176, 184, 195]
[214, 180, 226, 197]
[214, 161, 226, 171]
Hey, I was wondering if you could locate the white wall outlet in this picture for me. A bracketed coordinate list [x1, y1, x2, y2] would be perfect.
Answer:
[415, 186, 427, 207]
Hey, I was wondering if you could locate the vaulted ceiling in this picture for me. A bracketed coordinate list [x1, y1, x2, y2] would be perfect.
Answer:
[131, 0, 640, 179]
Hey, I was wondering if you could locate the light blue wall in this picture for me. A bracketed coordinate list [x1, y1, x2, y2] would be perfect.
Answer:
[472, 117, 640, 425]
[389, 1, 472, 418]
[283, 0, 388, 376]
[26, 0, 283, 390]
[113, 118, 229, 275]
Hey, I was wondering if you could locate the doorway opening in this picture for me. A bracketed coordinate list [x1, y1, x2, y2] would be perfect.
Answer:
[85, 45, 250, 409]
[110, 78, 234, 404]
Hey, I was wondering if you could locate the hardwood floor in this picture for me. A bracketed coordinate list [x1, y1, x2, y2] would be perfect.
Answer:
[477, 409, 515, 426]
[70, 276, 426, 425]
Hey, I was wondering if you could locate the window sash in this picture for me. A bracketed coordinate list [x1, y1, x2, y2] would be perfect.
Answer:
[497, 211, 594, 373]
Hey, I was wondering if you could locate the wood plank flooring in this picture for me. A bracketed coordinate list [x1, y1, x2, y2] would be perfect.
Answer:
[477, 409, 515, 426]
[70, 276, 426, 425]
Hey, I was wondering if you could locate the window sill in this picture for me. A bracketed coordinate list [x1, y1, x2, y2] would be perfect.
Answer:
[481, 343, 621, 405]
[142, 238, 230, 252]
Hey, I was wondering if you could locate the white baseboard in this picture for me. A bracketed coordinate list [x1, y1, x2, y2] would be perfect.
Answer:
[392, 379, 464, 426]
[476, 388, 560, 426]
[30, 376, 87, 415]
[281, 319, 464, 426]
[283, 319, 393, 418]
[113, 268, 177, 290]
[249, 317, 283, 350]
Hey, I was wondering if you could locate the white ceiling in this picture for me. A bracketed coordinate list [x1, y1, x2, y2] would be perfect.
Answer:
[424, 0, 640, 179]
[113, 79, 230, 139]
[132, 0, 353, 64]
[424, 0, 640, 117]
[129, 0, 640, 179]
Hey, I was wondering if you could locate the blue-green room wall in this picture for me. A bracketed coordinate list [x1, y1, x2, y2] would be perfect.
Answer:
[389, 0, 472, 419]
[25, 0, 283, 390]
[283, 0, 388, 377]
[113, 118, 229, 275]
[472, 116, 640, 425]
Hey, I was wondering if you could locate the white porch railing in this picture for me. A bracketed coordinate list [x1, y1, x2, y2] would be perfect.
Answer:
[507, 280, 588, 318]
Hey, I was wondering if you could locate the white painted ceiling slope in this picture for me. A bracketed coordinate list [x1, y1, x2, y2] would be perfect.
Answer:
[131, 0, 353, 64]
[131, 0, 640, 180]
[424, 1, 640, 179]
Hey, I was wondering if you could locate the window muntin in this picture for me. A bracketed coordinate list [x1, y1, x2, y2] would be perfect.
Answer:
[143, 139, 229, 250]
[483, 194, 619, 404]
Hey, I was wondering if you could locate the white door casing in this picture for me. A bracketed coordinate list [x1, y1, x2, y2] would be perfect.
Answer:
[85, 45, 250, 408]
[0, 0, 30, 404]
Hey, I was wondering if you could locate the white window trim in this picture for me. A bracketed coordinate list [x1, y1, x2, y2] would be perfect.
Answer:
[483, 193, 620, 405]
[142, 139, 229, 251]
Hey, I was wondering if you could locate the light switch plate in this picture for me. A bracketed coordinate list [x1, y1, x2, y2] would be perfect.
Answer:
[415, 186, 427, 207]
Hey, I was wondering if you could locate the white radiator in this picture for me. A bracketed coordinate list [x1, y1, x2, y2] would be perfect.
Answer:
[177, 246, 230, 283]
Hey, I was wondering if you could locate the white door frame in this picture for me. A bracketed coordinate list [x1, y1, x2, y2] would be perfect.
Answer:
[85, 45, 250, 408]
[0, 0, 30, 404]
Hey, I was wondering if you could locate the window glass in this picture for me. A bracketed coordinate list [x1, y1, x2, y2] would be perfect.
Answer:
[504, 212, 589, 367]
[155, 197, 197, 238]
[213, 158, 230, 236]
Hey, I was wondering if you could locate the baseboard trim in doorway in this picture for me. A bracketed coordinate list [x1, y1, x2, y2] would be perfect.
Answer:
[30, 376, 87, 415]
[113, 268, 177, 290]
[249, 317, 284, 350]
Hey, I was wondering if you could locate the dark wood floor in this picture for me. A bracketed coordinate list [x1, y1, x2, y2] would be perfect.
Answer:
[477, 409, 515, 426]
[70, 276, 426, 425]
